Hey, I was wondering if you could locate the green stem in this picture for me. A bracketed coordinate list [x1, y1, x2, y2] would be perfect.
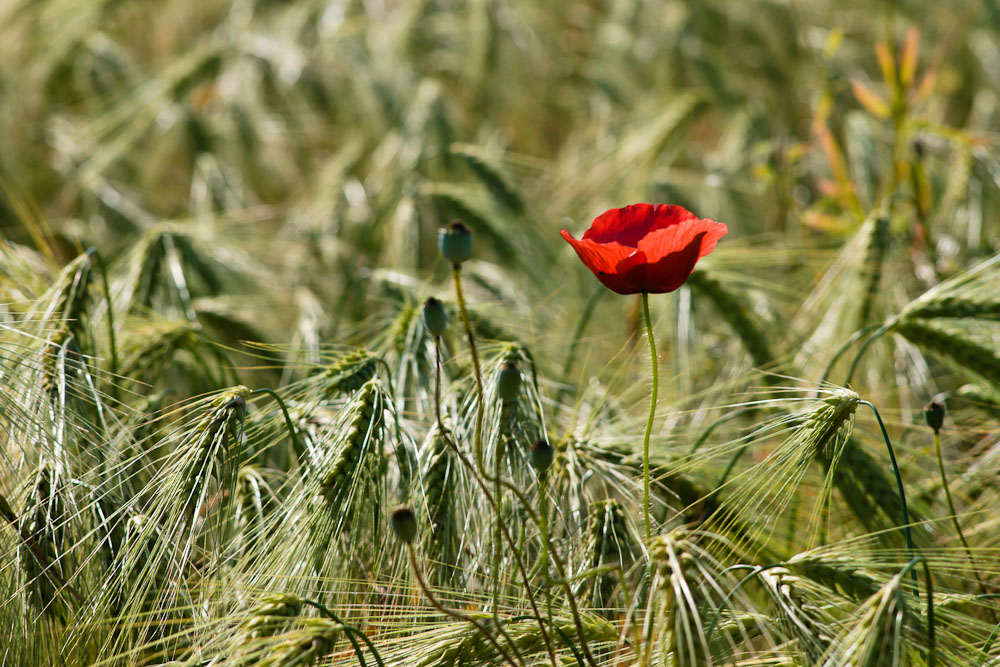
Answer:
[406, 545, 523, 667]
[434, 338, 443, 429]
[818, 324, 884, 388]
[538, 473, 556, 664]
[487, 473, 598, 667]
[492, 403, 506, 620]
[705, 563, 784, 642]
[431, 339, 558, 667]
[88, 249, 118, 397]
[934, 430, 973, 558]
[844, 322, 893, 386]
[898, 557, 936, 667]
[860, 400, 917, 585]
[249, 388, 305, 461]
[688, 409, 747, 455]
[554, 285, 603, 416]
[303, 598, 386, 667]
[451, 265, 485, 470]
[933, 430, 994, 606]
[641, 292, 658, 544]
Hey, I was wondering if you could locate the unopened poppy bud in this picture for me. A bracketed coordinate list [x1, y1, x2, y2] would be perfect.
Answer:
[390, 506, 417, 544]
[439, 221, 472, 264]
[497, 360, 521, 402]
[422, 297, 447, 337]
[924, 400, 945, 434]
[529, 439, 553, 475]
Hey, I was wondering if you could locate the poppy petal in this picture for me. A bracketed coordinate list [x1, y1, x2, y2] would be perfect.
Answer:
[562, 205, 727, 295]
[560, 230, 643, 294]
[630, 231, 708, 293]
[584, 203, 697, 247]
[636, 217, 728, 264]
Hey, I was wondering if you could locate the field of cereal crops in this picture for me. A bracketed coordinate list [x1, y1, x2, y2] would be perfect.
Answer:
[2, 0, 1000, 664]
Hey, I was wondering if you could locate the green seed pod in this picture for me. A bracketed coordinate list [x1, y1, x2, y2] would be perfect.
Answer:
[439, 221, 472, 264]
[924, 400, 945, 433]
[497, 360, 521, 402]
[422, 297, 448, 337]
[391, 506, 417, 544]
[529, 439, 554, 475]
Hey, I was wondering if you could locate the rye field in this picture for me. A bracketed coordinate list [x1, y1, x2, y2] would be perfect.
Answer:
[1, 0, 1000, 664]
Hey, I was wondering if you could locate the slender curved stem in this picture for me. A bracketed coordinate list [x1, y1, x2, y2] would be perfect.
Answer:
[484, 472, 600, 667]
[688, 409, 748, 455]
[861, 400, 916, 585]
[818, 323, 884, 388]
[492, 403, 507, 620]
[431, 336, 587, 666]
[434, 338, 443, 428]
[536, 473, 556, 665]
[451, 264, 485, 471]
[554, 285, 604, 415]
[933, 431, 995, 611]
[249, 388, 305, 460]
[641, 292, 658, 544]
[510, 615, 586, 667]
[933, 430, 974, 560]
[407, 545, 522, 667]
[898, 557, 935, 667]
[704, 563, 784, 642]
[844, 323, 893, 386]
[985, 621, 1000, 655]
[431, 339, 559, 667]
[88, 249, 118, 395]
[302, 598, 386, 667]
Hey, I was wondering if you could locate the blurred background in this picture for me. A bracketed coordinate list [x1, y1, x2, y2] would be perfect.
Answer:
[3, 4, 1000, 663]
[0, 0, 996, 393]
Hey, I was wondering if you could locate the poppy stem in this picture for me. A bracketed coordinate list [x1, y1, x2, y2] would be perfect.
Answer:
[430, 341, 561, 667]
[640, 292, 657, 545]
[406, 544, 523, 667]
[933, 428, 994, 613]
[451, 264, 485, 471]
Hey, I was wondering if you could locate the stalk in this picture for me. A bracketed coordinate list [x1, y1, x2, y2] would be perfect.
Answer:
[492, 404, 506, 620]
[451, 264, 486, 470]
[431, 338, 559, 667]
[933, 430, 994, 610]
[406, 544, 522, 667]
[640, 292, 658, 544]
[302, 598, 386, 667]
[861, 400, 916, 585]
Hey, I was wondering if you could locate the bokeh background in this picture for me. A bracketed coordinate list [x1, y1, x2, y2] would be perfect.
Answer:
[3, 2, 1000, 663]
[1, 0, 996, 370]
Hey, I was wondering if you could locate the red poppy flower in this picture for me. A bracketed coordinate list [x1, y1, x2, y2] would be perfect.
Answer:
[560, 203, 728, 295]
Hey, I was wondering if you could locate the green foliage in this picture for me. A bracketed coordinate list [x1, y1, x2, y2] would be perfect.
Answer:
[1, 0, 999, 665]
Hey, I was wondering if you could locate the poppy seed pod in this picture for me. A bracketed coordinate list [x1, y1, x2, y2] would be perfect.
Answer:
[422, 297, 448, 337]
[529, 439, 554, 475]
[924, 400, 945, 434]
[439, 221, 472, 264]
[497, 360, 521, 402]
[390, 506, 417, 544]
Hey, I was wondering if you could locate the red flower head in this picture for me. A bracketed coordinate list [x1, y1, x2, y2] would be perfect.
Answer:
[561, 203, 728, 295]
